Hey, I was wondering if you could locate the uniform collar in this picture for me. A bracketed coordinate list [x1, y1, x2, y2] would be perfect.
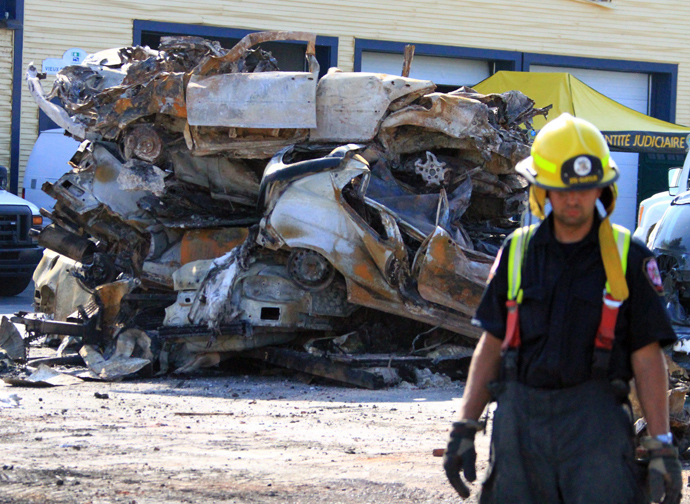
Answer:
[529, 212, 602, 247]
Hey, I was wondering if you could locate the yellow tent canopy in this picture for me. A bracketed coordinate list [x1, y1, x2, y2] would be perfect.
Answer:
[473, 71, 690, 154]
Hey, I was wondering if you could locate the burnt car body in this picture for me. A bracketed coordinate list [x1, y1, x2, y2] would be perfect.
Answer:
[16, 31, 549, 382]
[650, 191, 690, 340]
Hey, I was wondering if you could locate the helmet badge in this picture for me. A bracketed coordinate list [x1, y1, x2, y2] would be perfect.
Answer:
[574, 156, 592, 176]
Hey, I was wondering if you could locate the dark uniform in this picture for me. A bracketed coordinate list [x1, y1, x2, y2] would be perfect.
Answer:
[472, 213, 676, 504]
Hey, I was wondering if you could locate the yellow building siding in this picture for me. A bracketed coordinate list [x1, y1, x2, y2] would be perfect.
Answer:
[0, 29, 12, 171]
[12, 0, 690, 181]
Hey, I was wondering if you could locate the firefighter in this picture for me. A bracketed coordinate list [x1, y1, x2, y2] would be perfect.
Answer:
[443, 113, 682, 504]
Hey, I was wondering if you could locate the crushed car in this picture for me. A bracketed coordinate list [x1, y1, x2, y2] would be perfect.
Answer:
[10, 31, 549, 388]
[650, 191, 690, 341]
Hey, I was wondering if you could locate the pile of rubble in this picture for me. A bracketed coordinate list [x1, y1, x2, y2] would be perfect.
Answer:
[12, 31, 548, 387]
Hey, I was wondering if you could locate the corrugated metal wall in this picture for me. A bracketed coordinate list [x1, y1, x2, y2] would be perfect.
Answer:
[10, 0, 690, 184]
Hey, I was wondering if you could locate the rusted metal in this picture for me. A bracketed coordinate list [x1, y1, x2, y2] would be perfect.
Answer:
[0, 317, 25, 362]
[328, 354, 433, 368]
[157, 322, 248, 340]
[27, 355, 85, 367]
[92, 72, 188, 139]
[309, 72, 435, 143]
[79, 344, 150, 381]
[38, 223, 97, 262]
[31, 251, 94, 321]
[187, 67, 319, 128]
[378, 93, 498, 156]
[259, 145, 485, 336]
[3, 365, 84, 387]
[180, 228, 249, 265]
[184, 125, 309, 158]
[413, 227, 492, 317]
[23, 32, 547, 384]
[246, 347, 386, 390]
[11, 311, 100, 342]
[402, 45, 415, 78]
[96, 279, 137, 330]
[25, 64, 88, 140]
[123, 124, 164, 163]
[193, 31, 317, 77]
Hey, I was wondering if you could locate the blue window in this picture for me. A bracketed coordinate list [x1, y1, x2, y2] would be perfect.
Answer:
[134, 21, 338, 78]
[355, 39, 521, 92]
[0, 0, 16, 21]
[354, 40, 677, 123]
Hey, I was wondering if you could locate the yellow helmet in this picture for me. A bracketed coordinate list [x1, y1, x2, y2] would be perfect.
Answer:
[516, 113, 628, 301]
[516, 113, 619, 190]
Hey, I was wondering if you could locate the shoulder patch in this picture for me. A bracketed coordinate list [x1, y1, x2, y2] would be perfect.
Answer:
[642, 257, 665, 295]
[487, 248, 503, 284]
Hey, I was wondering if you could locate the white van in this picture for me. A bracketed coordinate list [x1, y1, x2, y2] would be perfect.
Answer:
[22, 128, 80, 216]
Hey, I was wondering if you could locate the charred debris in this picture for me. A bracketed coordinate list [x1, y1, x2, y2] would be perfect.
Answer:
[9, 31, 549, 388]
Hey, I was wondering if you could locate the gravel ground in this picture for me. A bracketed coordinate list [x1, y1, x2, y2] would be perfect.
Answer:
[0, 369, 490, 504]
[0, 360, 688, 503]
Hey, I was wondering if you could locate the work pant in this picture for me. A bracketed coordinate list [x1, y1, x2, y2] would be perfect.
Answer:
[479, 380, 647, 504]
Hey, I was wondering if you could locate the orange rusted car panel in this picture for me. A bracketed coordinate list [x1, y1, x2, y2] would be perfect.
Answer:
[414, 227, 492, 317]
[180, 228, 249, 265]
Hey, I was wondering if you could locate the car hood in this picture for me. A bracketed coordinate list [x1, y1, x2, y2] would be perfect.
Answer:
[0, 189, 40, 214]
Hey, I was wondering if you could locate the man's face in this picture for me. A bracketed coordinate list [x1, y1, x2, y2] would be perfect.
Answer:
[548, 187, 603, 229]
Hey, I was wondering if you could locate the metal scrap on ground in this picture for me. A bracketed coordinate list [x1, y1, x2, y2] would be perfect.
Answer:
[10, 31, 550, 388]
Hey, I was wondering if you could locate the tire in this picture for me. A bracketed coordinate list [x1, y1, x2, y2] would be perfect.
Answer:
[0, 275, 32, 297]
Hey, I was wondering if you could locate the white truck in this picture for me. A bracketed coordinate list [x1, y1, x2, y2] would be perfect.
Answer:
[22, 128, 80, 220]
[0, 166, 44, 296]
[634, 158, 690, 244]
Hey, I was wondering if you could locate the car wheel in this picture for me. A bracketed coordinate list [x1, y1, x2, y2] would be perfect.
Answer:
[0, 276, 32, 297]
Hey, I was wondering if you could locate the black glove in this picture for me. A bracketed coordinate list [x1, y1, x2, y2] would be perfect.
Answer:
[640, 436, 683, 504]
[443, 420, 483, 498]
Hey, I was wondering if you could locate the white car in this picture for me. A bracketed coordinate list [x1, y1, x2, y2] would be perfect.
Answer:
[634, 166, 688, 246]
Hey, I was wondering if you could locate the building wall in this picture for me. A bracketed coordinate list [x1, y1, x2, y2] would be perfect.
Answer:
[13, 0, 690, 183]
[0, 29, 13, 170]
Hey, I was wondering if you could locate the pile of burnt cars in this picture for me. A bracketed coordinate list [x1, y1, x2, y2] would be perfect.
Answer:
[14, 31, 548, 386]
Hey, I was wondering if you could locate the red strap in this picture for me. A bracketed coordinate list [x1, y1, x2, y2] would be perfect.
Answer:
[502, 300, 521, 351]
[595, 294, 620, 351]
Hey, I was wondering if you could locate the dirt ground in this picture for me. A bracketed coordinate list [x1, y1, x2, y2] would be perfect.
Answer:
[0, 362, 689, 504]
[0, 362, 482, 504]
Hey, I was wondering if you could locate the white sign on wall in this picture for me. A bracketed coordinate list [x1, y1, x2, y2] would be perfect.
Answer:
[42, 48, 88, 75]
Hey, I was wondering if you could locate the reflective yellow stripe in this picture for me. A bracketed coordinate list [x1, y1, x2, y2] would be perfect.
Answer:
[605, 224, 631, 294]
[507, 229, 522, 301]
[531, 151, 558, 173]
[507, 223, 630, 302]
[507, 224, 538, 302]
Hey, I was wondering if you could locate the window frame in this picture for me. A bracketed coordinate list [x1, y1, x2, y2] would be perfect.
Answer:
[353, 38, 522, 77]
[133, 20, 339, 74]
[353, 40, 678, 124]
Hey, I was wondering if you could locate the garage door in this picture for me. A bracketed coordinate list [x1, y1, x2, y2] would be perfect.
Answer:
[531, 65, 651, 230]
[361, 52, 490, 88]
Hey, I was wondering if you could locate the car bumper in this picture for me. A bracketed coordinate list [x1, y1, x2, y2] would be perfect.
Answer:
[0, 246, 44, 276]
